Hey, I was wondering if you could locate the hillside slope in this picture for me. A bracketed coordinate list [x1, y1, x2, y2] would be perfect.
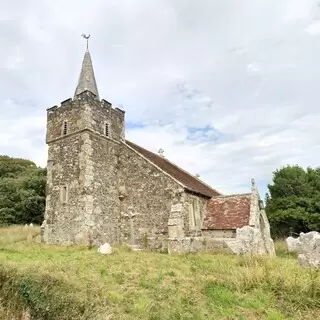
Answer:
[0, 226, 319, 320]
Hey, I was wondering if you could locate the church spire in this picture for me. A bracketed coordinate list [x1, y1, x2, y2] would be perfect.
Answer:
[74, 34, 100, 100]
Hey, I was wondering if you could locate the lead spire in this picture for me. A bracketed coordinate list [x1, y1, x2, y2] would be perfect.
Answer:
[74, 34, 100, 100]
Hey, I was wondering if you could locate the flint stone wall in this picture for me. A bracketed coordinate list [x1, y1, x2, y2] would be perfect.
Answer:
[44, 93, 212, 250]
[43, 133, 85, 244]
[43, 93, 124, 245]
[118, 143, 187, 250]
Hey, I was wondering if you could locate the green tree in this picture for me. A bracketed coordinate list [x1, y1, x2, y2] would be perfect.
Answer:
[0, 156, 37, 178]
[0, 156, 46, 225]
[265, 165, 320, 237]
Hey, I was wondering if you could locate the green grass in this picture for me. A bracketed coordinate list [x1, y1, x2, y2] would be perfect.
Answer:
[0, 225, 40, 246]
[274, 239, 298, 259]
[0, 226, 319, 320]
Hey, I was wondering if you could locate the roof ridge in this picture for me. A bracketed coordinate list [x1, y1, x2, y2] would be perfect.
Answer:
[212, 193, 251, 199]
[125, 140, 222, 197]
[151, 147, 223, 196]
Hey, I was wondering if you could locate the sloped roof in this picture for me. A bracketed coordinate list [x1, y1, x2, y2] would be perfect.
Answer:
[203, 194, 251, 230]
[125, 140, 221, 197]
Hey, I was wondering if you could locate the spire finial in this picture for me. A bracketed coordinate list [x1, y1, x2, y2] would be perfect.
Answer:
[81, 34, 90, 51]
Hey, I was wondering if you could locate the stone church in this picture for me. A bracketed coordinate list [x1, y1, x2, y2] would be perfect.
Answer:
[41, 45, 275, 255]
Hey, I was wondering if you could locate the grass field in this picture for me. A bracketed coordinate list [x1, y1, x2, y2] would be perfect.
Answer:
[0, 226, 319, 320]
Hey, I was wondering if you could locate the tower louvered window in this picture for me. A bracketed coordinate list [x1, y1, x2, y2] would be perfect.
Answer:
[105, 123, 109, 136]
[63, 121, 68, 135]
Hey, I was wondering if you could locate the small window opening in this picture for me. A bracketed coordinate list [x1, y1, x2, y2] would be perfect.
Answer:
[61, 186, 67, 203]
[192, 200, 197, 227]
[105, 123, 109, 136]
[63, 121, 68, 135]
[189, 198, 201, 230]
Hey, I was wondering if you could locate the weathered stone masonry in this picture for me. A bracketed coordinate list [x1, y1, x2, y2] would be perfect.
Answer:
[42, 89, 208, 249]
[42, 46, 275, 256]
[43, 91, 125, 245]
[118, 143, 181, 250]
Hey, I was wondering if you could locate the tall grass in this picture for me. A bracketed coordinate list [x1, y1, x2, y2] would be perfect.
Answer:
[0, 225, 40, 246]
[274, 239, 297, 259]
[0, 226, 319, 320]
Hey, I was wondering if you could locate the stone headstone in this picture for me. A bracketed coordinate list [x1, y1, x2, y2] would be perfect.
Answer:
[299, 231, 319, 253]
[235, 226, 265, 255]
[297, 231, 320, 269]
[227, 225, 275, 256]
[285, 236, 300, 252]
[97, 243, 112, 255]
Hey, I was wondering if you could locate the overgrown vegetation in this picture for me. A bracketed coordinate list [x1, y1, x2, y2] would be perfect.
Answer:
[265, 165, 320, 237]
[1, 159, 319, 318]
[0, 226, 319, 320]
[0, 156, 46, 225]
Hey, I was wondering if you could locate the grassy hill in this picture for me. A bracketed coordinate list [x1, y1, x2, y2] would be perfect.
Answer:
[0, 226, 319, 320]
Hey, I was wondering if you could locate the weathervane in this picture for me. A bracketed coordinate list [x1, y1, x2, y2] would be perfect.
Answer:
[81, 34, 91, 51]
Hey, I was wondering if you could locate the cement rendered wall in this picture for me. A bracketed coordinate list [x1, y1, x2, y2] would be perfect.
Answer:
[202, 229, 236, 238]
[183, 193, 208, 237]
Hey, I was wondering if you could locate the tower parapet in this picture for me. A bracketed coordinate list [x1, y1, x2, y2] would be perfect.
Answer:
[46, 90, 125, 144]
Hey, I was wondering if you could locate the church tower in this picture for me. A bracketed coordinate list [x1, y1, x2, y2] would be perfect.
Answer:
[42, 38, 125, 245]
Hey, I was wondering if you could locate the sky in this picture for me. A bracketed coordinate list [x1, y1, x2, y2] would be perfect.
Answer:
[1, 0, 320, 196]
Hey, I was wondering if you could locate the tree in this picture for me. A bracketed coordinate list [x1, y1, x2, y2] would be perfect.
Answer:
[265, 165, 320, 237]
[0, 156, 37, 178]
[0, 156, 46, 225]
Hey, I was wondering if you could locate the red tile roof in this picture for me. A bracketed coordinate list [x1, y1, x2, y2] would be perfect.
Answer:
[203, 194, 251, 230]
[125, 140, 221, 197]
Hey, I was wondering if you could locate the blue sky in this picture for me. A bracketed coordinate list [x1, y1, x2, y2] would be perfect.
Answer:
[1, 0, 320, 197]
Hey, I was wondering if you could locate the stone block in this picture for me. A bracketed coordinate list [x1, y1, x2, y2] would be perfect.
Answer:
[285, 236, 300, 252]
[297, 231, 320, 269]
[98, 243, 112, 255]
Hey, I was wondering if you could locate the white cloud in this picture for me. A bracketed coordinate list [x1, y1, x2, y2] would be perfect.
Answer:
[306, 20, 320, 35]
[1, 0, 320, 195]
